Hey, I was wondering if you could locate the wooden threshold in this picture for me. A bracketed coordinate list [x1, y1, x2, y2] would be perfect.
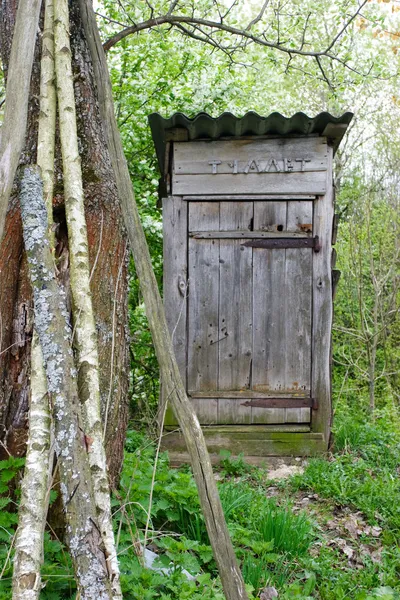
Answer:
[162, 426, 326, 459]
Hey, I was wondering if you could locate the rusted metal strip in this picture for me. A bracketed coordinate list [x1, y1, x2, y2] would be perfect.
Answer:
[242, 236, 321, 251]
[241, 397, 318, 409]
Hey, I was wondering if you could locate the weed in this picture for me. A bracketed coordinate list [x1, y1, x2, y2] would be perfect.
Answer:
[218, 450, 252, 477]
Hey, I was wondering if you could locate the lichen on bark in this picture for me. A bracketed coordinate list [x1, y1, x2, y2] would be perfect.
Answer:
[54, 0, 121, 593]
[19, 166, 113, 600]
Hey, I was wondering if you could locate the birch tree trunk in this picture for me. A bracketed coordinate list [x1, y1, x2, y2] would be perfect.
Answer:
[54, 0, 121, 594]
[11, 330, 52, 600]
[0, 0, 41, 244]
[19, 166, 113, 600]
[0, 0, 129, 486]
[12, 2, 56, 596]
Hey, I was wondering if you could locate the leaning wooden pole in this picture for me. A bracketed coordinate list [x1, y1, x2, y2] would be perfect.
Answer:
[19, 166, 113, 600]
[0, 0, 42, 244]
[53, 1, 121, 596]
[11, 331, 52, 600]
[12, 2, 56, 597]
[79, 4, 248, 598]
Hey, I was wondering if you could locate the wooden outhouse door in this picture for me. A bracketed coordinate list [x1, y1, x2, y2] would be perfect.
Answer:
[187, 199, 313, 425]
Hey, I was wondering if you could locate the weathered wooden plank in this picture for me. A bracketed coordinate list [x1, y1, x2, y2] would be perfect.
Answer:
[163, 196, 188, 385]
[183, 195, 317, 201]
[174, 139, 327, 195]
[216, 203, 253, 424]
[218, 202, 253, 392]
[218, 399, 252, 424]
[174, 138, 328, 173]
[189, 390, 309, 399]
[173, 172, 327, 196]
[177, 161, 327, 175]
[252, 202, 287, 424]
[311, 148, 334, 440]
[190, 231, 310, 239]
[191, 398, 218, 424]
[285, 201, 312, 425]
[165, 424, 313, 434]
[188, 203, 220, 391]
[241, 397, 314, 409]
[162, 429, 327, 458]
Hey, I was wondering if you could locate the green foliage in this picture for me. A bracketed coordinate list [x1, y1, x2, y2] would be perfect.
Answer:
[291, 412, 400, 535]
[218, 450, 253, 477]
[0, 458, 23, 598]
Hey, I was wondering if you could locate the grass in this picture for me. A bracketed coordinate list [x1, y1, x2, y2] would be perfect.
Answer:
[1, 409, 400, 599]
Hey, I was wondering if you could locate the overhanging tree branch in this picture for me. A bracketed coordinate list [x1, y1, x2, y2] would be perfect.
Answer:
[102, 0, 368, 73]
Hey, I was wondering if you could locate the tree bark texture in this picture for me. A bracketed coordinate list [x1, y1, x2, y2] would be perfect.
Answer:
[12, 333, 52, 600]
[0, 0, 129, 485]
[0, 0, 42, 244]
[12, 1, 56, 595]
[19, 166, 113, 600]
[54, 0, 121, 592]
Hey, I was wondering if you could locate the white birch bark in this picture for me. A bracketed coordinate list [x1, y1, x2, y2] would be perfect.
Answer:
[53, 2, 121, 596]
[12, 3, 57, 597]
[11, 331, 52, 600]
[19, 166, 113, 600]
[37, 0, 57, 244]
[0, 0, 42, 244]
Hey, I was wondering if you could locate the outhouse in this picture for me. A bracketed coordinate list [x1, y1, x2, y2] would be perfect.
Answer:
[149, 111, 353, 462]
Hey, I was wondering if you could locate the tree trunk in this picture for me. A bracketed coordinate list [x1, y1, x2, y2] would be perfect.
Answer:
[0, 0, 129, 485]
[19, 166, 113, 600]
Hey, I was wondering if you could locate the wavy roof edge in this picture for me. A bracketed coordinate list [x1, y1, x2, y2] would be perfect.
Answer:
[148, 110, 353, 176]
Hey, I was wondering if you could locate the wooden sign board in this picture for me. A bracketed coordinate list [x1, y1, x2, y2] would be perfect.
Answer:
[173, 137, 328, 196]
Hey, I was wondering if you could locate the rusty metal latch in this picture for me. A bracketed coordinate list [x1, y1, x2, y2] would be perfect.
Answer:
[241, 397, 318, 409]
[242, 236, 321, 252]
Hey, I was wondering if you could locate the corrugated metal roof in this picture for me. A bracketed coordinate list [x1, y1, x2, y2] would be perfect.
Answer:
[148, 110, 353, 176]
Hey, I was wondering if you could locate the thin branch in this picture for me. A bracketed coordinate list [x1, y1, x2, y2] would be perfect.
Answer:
[95, 11, 130, 28]
[168, 0, 179, 15]
[221, 0, 240, 21]
[246, 0, 269, 31]
[316, 55, 334, 90]
[300, 12, 311, 51]
[325, 0, 369, 53]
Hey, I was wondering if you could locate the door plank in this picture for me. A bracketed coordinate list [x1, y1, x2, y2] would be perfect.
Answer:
[218, 202, 253, 423]
[191, 398, 218, 424]
[252, 202, 287, 423]
[188, 203, 220, 393]
[218, 399, 252, 424]
[285, 201, 312, 424]
[163, 196, 187, 424]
